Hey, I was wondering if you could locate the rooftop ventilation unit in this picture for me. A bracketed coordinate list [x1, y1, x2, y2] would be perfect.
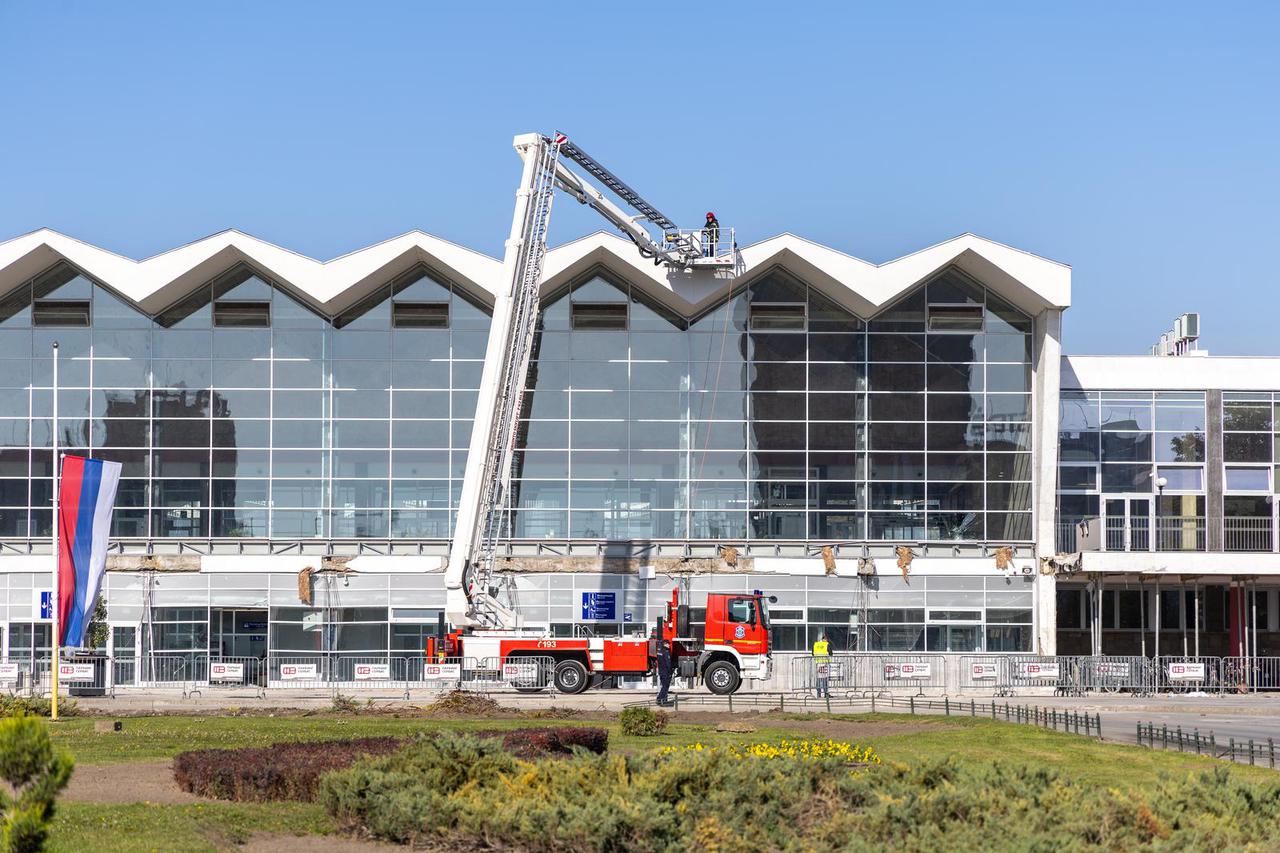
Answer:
[1151, 312, 1201, 357]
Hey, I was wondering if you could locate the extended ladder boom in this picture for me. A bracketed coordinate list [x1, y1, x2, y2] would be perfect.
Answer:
[446, 132, 730, 628]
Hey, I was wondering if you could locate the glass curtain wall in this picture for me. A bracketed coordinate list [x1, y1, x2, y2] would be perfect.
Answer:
[1057, 391, 1206, 551]
[0, 261, 488, 540]
[1222, 393, 1279, 551]
[508, 266, 1033, 543]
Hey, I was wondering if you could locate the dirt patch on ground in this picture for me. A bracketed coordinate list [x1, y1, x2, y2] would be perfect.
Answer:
[239, 835, 401, 852]
[63, 759, 204, 805]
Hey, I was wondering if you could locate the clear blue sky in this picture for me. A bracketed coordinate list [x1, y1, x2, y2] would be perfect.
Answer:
[2, 2, 1277, 355]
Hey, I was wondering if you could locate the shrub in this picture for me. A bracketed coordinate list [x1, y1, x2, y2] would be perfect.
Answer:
[175, 726, 608, 802]
[320, 735, 1280, 852]
[0, 715, 74, 853]
[0, 696, 78, 719]
[500, 727, 608, 759]
[330, 694, 360, 714]
[618, 707, 667, 737]
[174, 737, 403, 802]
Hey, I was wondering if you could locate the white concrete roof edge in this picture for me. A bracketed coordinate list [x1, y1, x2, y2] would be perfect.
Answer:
[1062, 354, 1280, 390]
[0, 226, 1071, 319]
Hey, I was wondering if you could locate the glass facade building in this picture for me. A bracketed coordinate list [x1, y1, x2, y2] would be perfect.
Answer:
[1, 261, 1034, 548]
[5, 223, 1277, 671]
[508, 266, 1034, 545]
[0, 262, 489, 541]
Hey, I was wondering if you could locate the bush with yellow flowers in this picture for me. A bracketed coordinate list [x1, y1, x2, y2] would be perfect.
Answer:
[662, 737, 880, 768]
[322, 732, 1280, 851]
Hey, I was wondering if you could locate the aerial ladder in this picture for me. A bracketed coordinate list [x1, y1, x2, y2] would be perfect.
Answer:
[446, 133, 735, 630]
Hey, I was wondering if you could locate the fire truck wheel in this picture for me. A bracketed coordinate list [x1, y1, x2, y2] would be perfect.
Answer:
[703, 661, 741, 695]
[553, 659, 591, 694]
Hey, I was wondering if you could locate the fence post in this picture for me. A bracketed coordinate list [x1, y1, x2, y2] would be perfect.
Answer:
[991, 700, 996, 720]
[1210, 732, 1217, 757]
[1095, 714, 1101, 738]
[871, 694, 876, 714]
[1270, 738, 1275, 769]
[1177, 726, 1184, 751]
[1194, 731, 1201, 755]
[823, 692, 829, 715]
[1230, 737, 1235, 761]
[1250, 739, 1255, 766]
[910, 695, 915, 715]
[945, 696, 950, 716]
[970, 699, 975, 717]
[1162, 724, 1169, 749]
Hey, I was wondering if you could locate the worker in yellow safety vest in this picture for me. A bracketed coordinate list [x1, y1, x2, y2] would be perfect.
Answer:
[812, 632, 831, 698]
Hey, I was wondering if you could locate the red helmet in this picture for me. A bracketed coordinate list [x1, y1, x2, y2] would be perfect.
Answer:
[706, 211, 716, 219]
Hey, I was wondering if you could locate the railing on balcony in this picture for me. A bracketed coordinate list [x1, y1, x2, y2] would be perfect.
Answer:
[1153, 515, 1208, 552]
[1056, 516, 1207, 553]
[1224, 517, 1274, 552]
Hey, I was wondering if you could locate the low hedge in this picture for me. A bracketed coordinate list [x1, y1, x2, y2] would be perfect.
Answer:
[174, 737, 404, 802]
[321, 733, 1280, 851]
[174, 726, 608, 802]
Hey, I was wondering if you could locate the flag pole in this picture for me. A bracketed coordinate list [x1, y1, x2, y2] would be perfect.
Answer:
[51, 341, 60, 721]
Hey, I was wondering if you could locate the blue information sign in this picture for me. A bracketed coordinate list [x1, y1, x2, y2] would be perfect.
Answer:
[39, 591, 53, 620]
[581, 592, 616, 621]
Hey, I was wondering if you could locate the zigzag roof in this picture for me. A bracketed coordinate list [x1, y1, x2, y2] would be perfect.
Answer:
[0, 227, 1070, 321]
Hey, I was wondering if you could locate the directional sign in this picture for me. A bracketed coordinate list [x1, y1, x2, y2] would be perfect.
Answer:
[581, 592, 616, 621]
[35, 591, 53, 620]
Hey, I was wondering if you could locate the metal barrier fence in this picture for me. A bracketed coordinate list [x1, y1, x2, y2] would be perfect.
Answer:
[790, 654, 948, 695]
[786, 653, 1267, 696]
[1079, 655, 1155, 695]
[1221, 657, 1280, 692]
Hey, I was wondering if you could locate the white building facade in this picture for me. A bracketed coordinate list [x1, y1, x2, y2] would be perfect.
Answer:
[0, 225, 1260, 684]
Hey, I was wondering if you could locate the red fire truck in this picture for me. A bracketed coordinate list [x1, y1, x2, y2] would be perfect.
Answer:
[438, 587, 773, 695]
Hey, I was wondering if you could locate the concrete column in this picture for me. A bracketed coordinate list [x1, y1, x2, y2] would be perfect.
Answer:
[1031, 309, 1063, 655]
[1206, 389, 1224, 551]
[1035, 572, 1057, 655]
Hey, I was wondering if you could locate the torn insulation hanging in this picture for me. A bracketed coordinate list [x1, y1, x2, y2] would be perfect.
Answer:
[297, 566, 314, 605]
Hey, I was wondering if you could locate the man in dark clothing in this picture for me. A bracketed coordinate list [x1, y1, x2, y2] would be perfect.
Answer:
[656, 638, 675, 706]
[702, 211, 720, 257]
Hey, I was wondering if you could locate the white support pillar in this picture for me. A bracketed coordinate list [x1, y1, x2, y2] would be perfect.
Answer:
[1032, 308, 1063, 655]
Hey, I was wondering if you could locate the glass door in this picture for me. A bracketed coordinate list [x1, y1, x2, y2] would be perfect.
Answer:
[1103, 497, 1151, 552]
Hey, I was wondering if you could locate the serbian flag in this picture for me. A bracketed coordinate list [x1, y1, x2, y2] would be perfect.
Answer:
[57, 455, 122, 647]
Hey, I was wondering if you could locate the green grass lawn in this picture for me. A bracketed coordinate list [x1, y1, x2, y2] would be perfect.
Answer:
[43, 710, 1278, 852]
[50, 803, 332, 853]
